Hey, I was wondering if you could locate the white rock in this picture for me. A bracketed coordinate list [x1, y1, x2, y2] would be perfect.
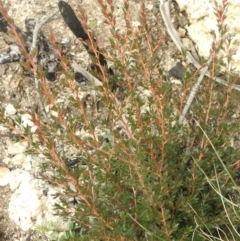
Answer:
[132, 21, 141, 28]
[9, 172, 43, 231]
[7, 141, 28, 155]
[50, 110, 58, 117]
[0, 166, 11, 186]
[171, 79, 182, 85]
[8, 169, 66, 232]
[21, 113, 34, 128]
[8, 169, 28, 192]
[11, 153, 26, 166]
[176, 0, 240, 71]
[35, 188, 67, 233]
[2, 157, 11, 165]
[178, 27, 186, 37]
[182, 38, 194, 50]
[5, 103, 17, 116]
[45, 104, 51, 113]
[21, 155, 34, 171]
[21, 113, 38, 132]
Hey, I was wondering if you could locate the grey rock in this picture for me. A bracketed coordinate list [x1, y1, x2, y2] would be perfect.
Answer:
[169, 62, 185, 80]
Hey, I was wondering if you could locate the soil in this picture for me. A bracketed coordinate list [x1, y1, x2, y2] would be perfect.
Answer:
[0, 0, 188, 240]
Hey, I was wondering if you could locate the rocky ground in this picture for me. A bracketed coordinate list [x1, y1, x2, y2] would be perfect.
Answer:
[0, 0, 239, 240]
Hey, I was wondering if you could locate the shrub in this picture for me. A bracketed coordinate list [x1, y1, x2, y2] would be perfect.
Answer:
[1, 0, 240, 240]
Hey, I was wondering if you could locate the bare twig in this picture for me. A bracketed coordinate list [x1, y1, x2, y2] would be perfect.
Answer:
[30, 9, 59, 124]
[30, 9, 59, 52]
[178, 65, 209, 124]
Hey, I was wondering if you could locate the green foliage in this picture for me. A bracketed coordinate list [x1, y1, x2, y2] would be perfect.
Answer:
[1, 0, 240, 240]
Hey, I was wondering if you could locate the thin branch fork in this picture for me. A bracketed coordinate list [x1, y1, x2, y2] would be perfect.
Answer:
[30, 9, 59, 124]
